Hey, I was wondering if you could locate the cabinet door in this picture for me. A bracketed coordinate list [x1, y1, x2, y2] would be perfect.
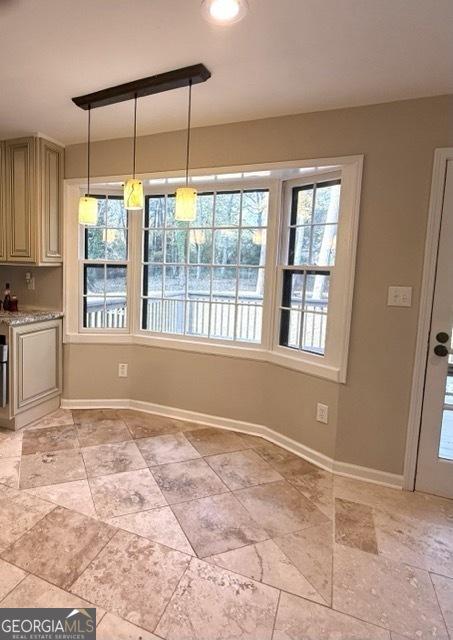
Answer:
[40, 138, 64, 263]
[12, 320, 62, 414]
[5, 138, 36, 262]
[0, 142, 6, 261]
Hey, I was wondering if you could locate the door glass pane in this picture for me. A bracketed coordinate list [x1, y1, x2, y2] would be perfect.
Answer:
[439, 361, 453, 460]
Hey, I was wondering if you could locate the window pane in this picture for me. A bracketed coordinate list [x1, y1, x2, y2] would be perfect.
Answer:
[166, 230, 187, 263]
[280, 308, 301, 349]
[84, 298, 105, 329]
[145, 265, 163, 299]
[106, 266, 127, 296]
[293, 226, 311, 264]
[305, 273, 330, 309]
[146, 231, 164, 262]
[238, 268, 264, 303]
[313, 183, 340, 224]
[215, 192, 241, 226]
[212, 267, 236, 298]
[188, 266, 211, 297]
[214, 229, 238, 264]
[210, 303, 235, 340]
[143, 299, 162, 332]
[105, 229, 127, 260]
[236, 305, 262, 343]
[290, 272, 304, 309]
[162, 299, 185, 334]
[147, 196, 165, 228]
[95, 197, 107, 225]
[166, 195, 187, 228]
[105, 298, 127, 329]
[189, 230, 213, 264]
[242, 191, 269, 227]
[164, 265, 186, 298]
[240, 229, 267, 265]
[186, 298, 210, 337]
[296, 188, 314, 225]
[85, 228, 105, 260]
[107, 198, 127, 227]
[301, 312, 327, 355]
[191, 193, 214, 227]
[311, 224, 337, 266]
[84, 265, 104, 295]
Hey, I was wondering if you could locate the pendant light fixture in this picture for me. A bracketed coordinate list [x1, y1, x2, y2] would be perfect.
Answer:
[124, 95, 144, 210]
[78, 106, 98, 225]
[175, 80, 197, 221]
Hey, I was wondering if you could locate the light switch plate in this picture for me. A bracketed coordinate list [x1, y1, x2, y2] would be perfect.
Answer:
[316, 403, 329, 424]
[388, 286, 412, 307]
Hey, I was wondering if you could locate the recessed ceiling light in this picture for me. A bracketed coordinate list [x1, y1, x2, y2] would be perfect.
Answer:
[201, 0, 248, 25]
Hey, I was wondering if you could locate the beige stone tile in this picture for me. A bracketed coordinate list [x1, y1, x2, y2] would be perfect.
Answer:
[172, 492, 268, 558]
[184, 427, 249, 456]
[151, 458, 227, 504]
[22, 424, 79, 455]
[0, 487, 55, 552]
[374, 508, 453, 577]
[1, 574, 105, 620]
[0, 429, 22, 458]
[136, 433, 201, 466]
[334, 476, 453, 527]
[335, 497, 378, 554]
[274, 523, 334, 606]
[273, 591, 391, 640]
[0, 558, 26, 600]
[89, 468, 166, 519]
[0, 456, 20, 488]
[19, 449, 86, 489]
[431, 573, 453, 636]
[26, 479, 97, 518]
[206, 449, 283, 490]
[71, 530, 190, 633]
[107, 506, 195, 555]
[72, 409, 121, 424]
[234, 481, 328, 537]
[82, 441, 147, 478]
[26, 408, 74, 430]
[2, 506, 115, 589]
[207, 539, 325, 603]
[97, 613, 160, 640]
[254, 443, 318, 476]
[76, 419, 131, 447]
[237, 433, 269, 447]
[156, 557, 279, 640]
[333, 544, 448, 639]
[121, 410, 198, 439]
[286, 467, 334, 518]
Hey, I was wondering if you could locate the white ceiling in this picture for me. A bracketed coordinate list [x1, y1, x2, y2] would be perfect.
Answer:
[0, 0, 452, 145]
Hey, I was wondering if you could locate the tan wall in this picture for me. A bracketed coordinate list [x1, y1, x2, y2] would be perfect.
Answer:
[63, 95, 453, 475]
[0, 266, 62, 311]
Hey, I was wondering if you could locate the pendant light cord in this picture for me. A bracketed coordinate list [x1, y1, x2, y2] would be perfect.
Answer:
[185, 80, 193, 187]
[87, 105, 91, 195]
[133, 94, 138, 179]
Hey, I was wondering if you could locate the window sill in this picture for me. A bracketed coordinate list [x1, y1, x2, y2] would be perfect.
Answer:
[64, 332, 344, 382]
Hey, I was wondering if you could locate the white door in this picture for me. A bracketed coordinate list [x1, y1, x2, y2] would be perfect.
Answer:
[416, 160, 453, 498]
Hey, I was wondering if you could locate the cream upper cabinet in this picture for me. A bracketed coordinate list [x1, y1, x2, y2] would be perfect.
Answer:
[0, 142, 6, 262]
[3, 136, 64, 265]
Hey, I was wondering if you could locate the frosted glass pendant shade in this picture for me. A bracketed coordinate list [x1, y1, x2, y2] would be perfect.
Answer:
[124, 178, 144, 210]
[78, 196, 98, 225]
[175, 187, 197, 221]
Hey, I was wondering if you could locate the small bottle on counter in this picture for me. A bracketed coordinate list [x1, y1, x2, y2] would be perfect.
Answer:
[3, 283, 11, 312]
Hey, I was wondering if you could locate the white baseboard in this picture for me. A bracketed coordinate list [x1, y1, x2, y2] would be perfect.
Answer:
[61, 397, 403, 489]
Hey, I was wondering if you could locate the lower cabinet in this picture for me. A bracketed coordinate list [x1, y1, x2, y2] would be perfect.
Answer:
[11, 319, 62, 418]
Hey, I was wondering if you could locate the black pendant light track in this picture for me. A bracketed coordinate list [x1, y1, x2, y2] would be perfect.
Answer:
[72, 64, 210, 110]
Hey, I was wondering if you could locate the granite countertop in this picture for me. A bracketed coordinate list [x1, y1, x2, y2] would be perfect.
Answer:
[0, 310, 64, 326]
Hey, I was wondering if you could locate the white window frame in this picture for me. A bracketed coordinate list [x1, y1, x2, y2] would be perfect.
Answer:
[64, 156, 362, 383]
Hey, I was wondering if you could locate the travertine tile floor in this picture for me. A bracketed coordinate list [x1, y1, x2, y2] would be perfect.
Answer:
[0, 409, 452, 639]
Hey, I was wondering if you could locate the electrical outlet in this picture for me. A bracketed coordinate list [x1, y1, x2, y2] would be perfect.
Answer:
[387, 286, 412, 307]
[118, 363, 128, 378]
[316, 403, 329, 424]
